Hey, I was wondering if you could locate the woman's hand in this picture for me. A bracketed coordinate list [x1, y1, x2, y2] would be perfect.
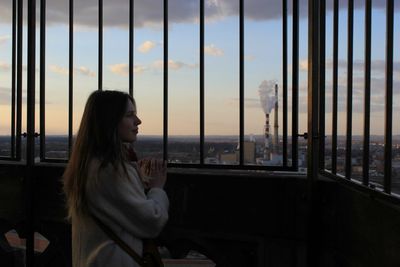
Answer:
[138, 158, 167, 189]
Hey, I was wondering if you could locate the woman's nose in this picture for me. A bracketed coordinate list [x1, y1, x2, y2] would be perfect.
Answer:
[135, 116, 142, 125]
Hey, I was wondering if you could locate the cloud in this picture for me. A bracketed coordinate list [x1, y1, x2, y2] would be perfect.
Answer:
[0, 61, 10, 71]
[0, 0, 396, 30]
[109, 63, 147, 76]
[109, 60, 198, 76]
[138, 41, 157, 53]
[153, 60, 198, 70]
[0, 61, 39, 72]
[297, 58, 400, 78]
[204, 44, 224, 57]
[245, 55, 255, 62]
[49, 64, 96, 77]
[49, 65, 69, 75]
[299, 60, 308, 71]
[0, 87, 11, 105]
[0, 35, 10, 45]
[75, 66, 96, 77]
[109, 64, 129, 76]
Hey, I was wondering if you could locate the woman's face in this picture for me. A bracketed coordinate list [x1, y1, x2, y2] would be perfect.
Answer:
[118, 99, 142, 143]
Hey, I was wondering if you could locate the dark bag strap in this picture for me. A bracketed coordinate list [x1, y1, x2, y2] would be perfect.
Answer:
[89, 212, 145, 267]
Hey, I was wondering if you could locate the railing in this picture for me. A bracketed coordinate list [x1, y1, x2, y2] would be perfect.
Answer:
[320, 0, 399, 198]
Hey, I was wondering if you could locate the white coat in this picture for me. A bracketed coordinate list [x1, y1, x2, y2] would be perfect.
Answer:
[71, 160, 169, 267]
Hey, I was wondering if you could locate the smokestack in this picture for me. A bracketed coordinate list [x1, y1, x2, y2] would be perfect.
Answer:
[264, 113, 271, 160]
[273, 84, 279, 153]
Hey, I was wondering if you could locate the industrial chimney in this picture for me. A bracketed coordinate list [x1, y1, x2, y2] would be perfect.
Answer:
[273, 84, 279, 154]
[258, 79, 277, 161]
[264, 113, 271, 160]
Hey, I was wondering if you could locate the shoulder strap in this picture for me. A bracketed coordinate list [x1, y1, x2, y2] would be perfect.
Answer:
[89, 212, 145, 267]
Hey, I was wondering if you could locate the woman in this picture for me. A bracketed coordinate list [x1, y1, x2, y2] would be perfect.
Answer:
[63, 90, 169, 267]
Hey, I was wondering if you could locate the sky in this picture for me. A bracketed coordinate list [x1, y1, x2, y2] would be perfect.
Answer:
[0, 0, 399, 137]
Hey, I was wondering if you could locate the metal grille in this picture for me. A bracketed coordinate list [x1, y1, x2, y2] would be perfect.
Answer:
[1, 0, 300, 171]
[321, 0, 398, 196]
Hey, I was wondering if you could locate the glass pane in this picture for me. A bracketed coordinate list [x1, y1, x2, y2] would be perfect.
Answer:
[244, 0, 283, 166]
[297, 1, 308, 173]
[204, 1, 239, 165]
[392, 1, 400, 196]
[44, 0, 69, 159]
[350, 5, 366, 181]
[324, 1, 334, 172]
[0, 13, 13, 157]
[336, 2, 348, 177]
[168, 0, 200, 164]
[133, 0, 164, 160]
[368, 7, 386, 188]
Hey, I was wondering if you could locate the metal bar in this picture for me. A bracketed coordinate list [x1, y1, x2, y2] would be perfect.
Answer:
[98, 0, 103, 91]
[200, 0, 204, 165]
[307, 0, 320, 264]
[11, 0, 16, 159]
[163, 0, 168, 162]
[239, 0, 244, 165]
[345, 0, 354, 179]
[362, 0, 372, 186]
[129, 0, 134, 97]
[292, 0, 299, 170]
[26, 0, 37, 265]
[40, 0, 46, 160]
[319, 0, 326, 169]
[16, 0, 23, 160]
[282, 0, 288, 167]
[384, 0, 394, 194]
[332, 0, 338, 174]
[68, 0, 74, 157]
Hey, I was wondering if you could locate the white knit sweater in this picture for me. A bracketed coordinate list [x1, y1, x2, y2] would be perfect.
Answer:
[71, 160, 169, 267]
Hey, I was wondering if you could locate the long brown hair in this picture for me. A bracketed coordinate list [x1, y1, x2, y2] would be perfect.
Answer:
[63, 90, 134, 219]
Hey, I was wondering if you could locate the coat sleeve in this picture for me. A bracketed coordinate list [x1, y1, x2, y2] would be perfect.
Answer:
[86, 163, 169, 239]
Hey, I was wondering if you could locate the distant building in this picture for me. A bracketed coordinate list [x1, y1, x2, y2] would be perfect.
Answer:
[219, 153, 236, 164]
[243, 141, 256, 164]
[219, 141, 256, 164]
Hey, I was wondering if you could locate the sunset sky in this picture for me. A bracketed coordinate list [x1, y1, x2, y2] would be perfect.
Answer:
[0, 0, 399, 137]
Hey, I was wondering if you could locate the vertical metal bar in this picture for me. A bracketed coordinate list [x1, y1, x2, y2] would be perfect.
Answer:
[200, 0, 204, 165]
[345, 0, 354, 179]
[16, 0, 23, 160]
[307, 0, 320, 265]
[98, 0, 103, 91]
[384, 0, 394, 194]
[40, 0, 46, 160]
[11, 0, 17, 159]
[26, 0, 36, 265]
[239, 0, 244, 165]
[362, 0, 372, 186]
[163, 0, 168, 162]
[332, 0, 338, 175]
[319, 0, 326, 169]
[129, 0, 134, 97]
[68, 0, 74, 156]
[292, 0, 299, 170]
[282, 0, 288, 166]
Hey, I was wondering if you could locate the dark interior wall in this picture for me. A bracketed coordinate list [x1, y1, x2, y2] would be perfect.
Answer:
[316, 176, 400, 267]
[164, 169, 309, 267]
[0, 164, 400, 267]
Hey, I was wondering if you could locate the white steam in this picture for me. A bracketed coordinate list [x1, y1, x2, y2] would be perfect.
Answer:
[258, 80, 277, 114]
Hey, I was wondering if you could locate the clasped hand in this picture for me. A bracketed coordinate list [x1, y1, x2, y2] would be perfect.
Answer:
[137, 158, 167, 189]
